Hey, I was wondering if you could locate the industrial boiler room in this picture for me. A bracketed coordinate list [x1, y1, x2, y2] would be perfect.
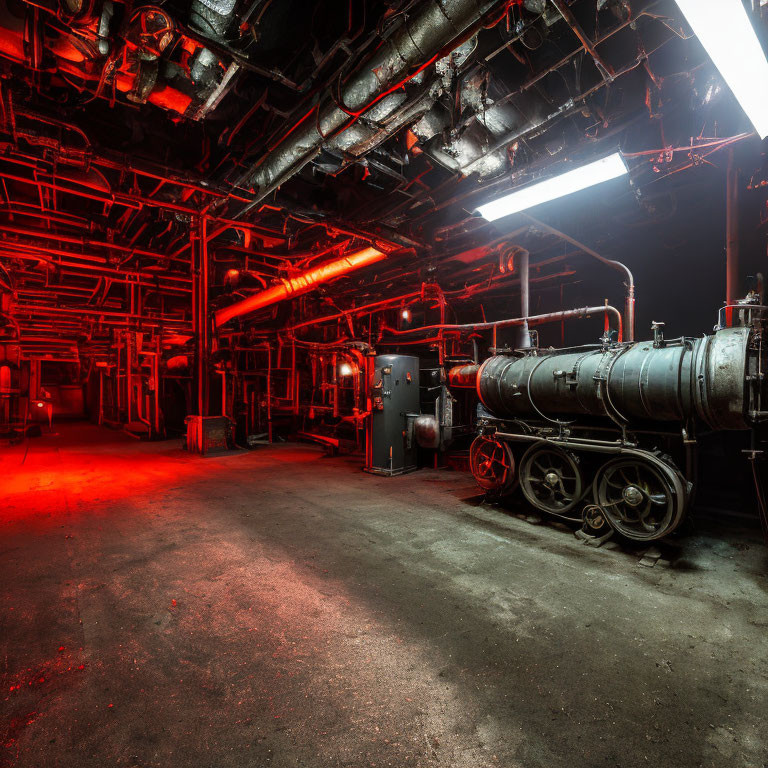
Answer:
[1, 0, 768, 765]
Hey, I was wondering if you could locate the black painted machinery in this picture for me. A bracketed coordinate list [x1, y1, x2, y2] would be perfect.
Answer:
[366, 355, 420, 476]
[466, 305, 768, 541]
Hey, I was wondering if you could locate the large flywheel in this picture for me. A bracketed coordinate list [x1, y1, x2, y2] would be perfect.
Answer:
[593, 454, 687, 541]
[519, 444, 585, 519]
[470, 435, 516, 494]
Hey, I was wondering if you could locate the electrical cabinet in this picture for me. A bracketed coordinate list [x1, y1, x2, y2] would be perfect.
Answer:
[366, 354, 420, 475]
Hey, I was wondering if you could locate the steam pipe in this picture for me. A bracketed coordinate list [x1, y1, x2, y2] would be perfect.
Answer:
[233, 0, 504, 215]
[726, 147, 740, 305]
[517, 247, 531, 348]
[214, 246, 386, 326]
[522, 213, 635, 341]
[381, 304, 623, 341]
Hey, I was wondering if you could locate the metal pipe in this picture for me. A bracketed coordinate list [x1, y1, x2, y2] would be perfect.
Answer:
[517, 247, 531, 348]
[153, 338, 161, 437]
[195, 217, 210, 416]
[726, 147, 740, 305]
[234, 0, 503, 214]
[522, 213, 635, 341]
[382, 304, 623, 341]
[125, 332, 132, 425]
[214, 246, 386, 326]
[266, 342, 272, 443]
[550, 0, 614, 82]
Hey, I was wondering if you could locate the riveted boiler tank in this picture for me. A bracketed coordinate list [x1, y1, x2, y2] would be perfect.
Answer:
[477, 326, 754, 431]
[466, 308, 767, 541]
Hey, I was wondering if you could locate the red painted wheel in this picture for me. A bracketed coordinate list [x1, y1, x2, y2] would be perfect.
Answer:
[470, 436, 516, 494]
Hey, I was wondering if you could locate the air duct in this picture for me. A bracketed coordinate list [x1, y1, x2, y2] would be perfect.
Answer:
[234, 0, 504, 215]
[214, 247, 386, 326]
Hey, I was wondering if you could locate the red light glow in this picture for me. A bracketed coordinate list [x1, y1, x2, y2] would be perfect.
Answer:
[215, 246, 386, 326]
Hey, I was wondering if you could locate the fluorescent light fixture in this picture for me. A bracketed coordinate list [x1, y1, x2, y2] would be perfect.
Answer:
[675, 0, 768, 139]
[476, 153, 628, 222]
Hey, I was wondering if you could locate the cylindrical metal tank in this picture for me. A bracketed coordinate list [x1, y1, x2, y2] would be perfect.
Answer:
[476, 327, 751, 430]
[367, 354, 421, 475]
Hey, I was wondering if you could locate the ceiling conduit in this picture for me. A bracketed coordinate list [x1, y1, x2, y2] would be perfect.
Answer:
[231, 0, 506, 217]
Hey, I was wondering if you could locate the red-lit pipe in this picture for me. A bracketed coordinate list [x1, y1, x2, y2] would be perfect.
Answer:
[214, 246, 386, 326]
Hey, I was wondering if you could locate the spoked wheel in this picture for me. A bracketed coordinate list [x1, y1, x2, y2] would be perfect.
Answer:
[593, 455, 687, 541]
[470, 436, 516, 494]
[519, 444, 584, 519]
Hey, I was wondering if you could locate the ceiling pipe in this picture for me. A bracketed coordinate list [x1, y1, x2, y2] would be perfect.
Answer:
[522, 213, 635, 342]
[231, 0, 505, 217]
[214, 246, 386, 327]
[550, 0, 614, 82]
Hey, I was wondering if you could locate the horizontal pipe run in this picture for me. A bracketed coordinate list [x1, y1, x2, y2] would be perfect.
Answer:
[11, 303, 191, 324]
[381, 305, 623, 341]
[0, 223, 182, 264]
[215, 246, 386, 326]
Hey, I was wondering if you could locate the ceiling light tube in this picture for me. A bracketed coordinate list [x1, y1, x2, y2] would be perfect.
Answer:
[476, 153, 628, 222]
[674, 0, 768, 139]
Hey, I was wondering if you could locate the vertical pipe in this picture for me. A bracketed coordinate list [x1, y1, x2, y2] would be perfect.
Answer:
[125, 332, 132, 424]
[625, 282, 635, 343]
[439, 298, 446, 365]
[726, 147, 740, 307]
[98, 368, 103, 426]
[266, 345, 272, 443]
[517, 248, 531, 348]
[154, 337, 161, 437]
[195, 216, 210, 416]
[332, 352, 339, 418]
[116, 341, 122, 415]
[522, 213, 635, 341]
[291, 340, 299, 415]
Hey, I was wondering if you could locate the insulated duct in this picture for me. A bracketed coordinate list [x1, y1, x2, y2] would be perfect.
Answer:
[234, 0, 504, 214]
[214, 246, 386, 326]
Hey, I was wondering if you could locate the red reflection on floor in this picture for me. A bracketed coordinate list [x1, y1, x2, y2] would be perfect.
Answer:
[1, 422, 322, 526]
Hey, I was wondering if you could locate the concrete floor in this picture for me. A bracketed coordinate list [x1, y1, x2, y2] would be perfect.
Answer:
[1, 423, 767, 768]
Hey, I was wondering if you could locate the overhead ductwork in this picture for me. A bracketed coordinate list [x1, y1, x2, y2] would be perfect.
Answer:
[234, 0, 505, 214]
